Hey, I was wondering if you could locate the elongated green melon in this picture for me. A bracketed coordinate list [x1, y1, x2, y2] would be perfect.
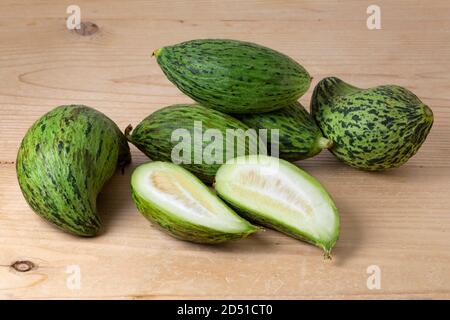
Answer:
[126, 104, 261, 183]
[16, 105, 131, 236]
[311, 77, 434, 170]
[214, 155, 340, 257]
[131, 161, 258, 243]
[154, 39, 311, 114]
[238, 102, 333, 161]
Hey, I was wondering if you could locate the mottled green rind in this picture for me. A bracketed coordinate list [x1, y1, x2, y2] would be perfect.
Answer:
[130, 165, 258, 244]
[238, 102, 332, 161]
[155, 39, 311, 114]
[311, 77, 434, 170]
[215, 156, 339, 257]
[127, 104, 260, 183]
[16, 105, 131, 236]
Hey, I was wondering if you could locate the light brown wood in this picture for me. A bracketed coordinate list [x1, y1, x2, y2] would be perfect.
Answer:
[1, 0, 449, 299]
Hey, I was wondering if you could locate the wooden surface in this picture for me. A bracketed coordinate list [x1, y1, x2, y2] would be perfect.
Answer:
[1, 0, 449, 299]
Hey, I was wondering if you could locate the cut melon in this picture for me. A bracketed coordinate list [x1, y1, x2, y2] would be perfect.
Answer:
[131, 161, 258, 243]
[214, 155, 340, 256]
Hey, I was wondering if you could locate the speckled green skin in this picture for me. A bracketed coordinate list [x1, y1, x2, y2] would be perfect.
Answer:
[127, 104, 260, 183]
[311, 77, 434, 170]
[155, 39, 311, 114]
[16, 105, 131, 236]
[237, 102, 332, 161]
[131, 179, 258, 244]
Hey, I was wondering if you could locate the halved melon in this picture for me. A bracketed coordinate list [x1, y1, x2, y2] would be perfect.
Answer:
[131, 161, 258, 243]
[214, 155, 340, 256]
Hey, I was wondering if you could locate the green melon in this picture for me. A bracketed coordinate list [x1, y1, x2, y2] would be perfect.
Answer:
[214, 155, 340, 257]
[311, 77, 433, 170]
[238, 102, 332, 161]
[131, 161, 258, 244]
[126, 104, 262, 183]
[16, 105, 131, 236]
[154, 39, 311, 114]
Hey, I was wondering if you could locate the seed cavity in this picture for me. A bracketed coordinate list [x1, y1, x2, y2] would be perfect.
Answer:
[233, 169, 314, 218]
[150, 171, 215, 217]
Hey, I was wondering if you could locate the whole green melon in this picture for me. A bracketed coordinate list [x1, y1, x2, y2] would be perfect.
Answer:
[16, 105, 131, 236]
[154, 39, 311, 114]
[311, 77, 433, 170]
[126, 104, 261, 183]
[238, 102, 333, 161]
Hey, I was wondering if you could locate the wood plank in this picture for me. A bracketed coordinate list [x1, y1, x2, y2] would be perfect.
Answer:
[0, 0, 449, 299]
[1, 160, 450, 299]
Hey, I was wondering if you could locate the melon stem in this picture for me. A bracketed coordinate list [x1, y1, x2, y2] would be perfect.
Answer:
[124, 124, 133, 142]
[152, 48, 162, 57]
[317, 137, 333, 149]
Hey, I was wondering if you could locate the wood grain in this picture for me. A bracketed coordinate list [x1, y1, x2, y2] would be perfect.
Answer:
[0, 0, 449, 299]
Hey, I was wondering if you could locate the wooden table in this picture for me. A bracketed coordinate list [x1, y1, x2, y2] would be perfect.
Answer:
[1, 0, 449, 299]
